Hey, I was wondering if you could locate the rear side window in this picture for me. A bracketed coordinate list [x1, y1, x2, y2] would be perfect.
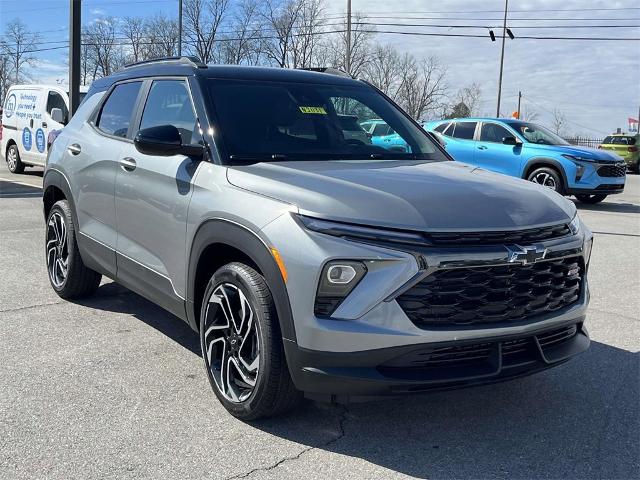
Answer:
[47, 91, 68, 123]
[96, 81, 142, 138]
[451, 122, 477, 140]
[139, 80, 196, 144]
[480, 123, 513, 143]
[604, 136, 636, 145]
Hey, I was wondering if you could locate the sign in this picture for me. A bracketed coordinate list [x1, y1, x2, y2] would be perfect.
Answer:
[22, 127, 32, 151]
[35, 128, 46, 153]
[4, 93, 16, 119]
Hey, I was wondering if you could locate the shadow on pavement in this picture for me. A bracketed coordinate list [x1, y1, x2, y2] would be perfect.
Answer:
[574, 200, 640, 214]
[0, 180, 42, 198]
[78, 283, 639, 480]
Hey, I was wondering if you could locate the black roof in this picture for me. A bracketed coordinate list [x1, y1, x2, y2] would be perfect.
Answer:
[88, 58, 362, 94]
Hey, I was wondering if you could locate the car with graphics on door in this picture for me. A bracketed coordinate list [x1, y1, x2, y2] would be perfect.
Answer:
[424, 118, 626, 204]
[44, 58, 593, 419]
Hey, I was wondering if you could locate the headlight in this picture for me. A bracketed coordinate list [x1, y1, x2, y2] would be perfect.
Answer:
[562, 154, 596, 163]
[315, 260, 367, 317]
[568, 214, 581, 235]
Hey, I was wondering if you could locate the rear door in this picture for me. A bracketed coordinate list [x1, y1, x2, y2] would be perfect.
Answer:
[115, 78, 199, 316]
[474, 122, 524, 176]
[441, 121, 478, 164]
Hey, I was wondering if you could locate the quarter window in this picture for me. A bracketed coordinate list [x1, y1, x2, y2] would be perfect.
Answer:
[451, 122, 477, 140]
[96, 81, 142, 138]
[139, 80, 196, 144]
[480, 123, 513, 143]
[434, 122, 449, 133]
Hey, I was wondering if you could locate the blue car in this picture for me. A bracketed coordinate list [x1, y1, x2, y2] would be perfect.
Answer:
[360, 119, 409, 152]
[424, 118, 626, 204]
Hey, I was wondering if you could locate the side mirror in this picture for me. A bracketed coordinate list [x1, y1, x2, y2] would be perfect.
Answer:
[134, 125, 204, 158]
[502, 136, 521, 146]
[51, 108, 65, 124]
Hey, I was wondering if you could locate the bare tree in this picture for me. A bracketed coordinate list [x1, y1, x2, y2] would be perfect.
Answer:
[83, 17, 123, 77]
[220, 0, 264, 65]
[520, 107, 539, 122]
[456, 82, 482, 116]
[290, 0, 324, 68]
[395, 55, 447, 120]
[551, 107, 566, 134]
[121, 16, 147, 63]
[0, 40, 12, 100]
[362, 44, 401, 96]
[319, 14, 373, 76]
[145, 14, 179, 59]
[2, 18, 40, 83]
[184, 0, 230, 63]
[261, 0, 304, 67]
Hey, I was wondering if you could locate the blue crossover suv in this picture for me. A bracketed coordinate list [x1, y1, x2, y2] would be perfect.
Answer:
[424, 118, 626, 204]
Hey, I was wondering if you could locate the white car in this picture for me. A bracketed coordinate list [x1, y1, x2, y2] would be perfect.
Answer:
[1, 84, 87, 173]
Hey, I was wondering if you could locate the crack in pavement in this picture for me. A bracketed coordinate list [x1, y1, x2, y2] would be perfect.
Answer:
[226, 405, 350, 480]
[0, 289, 136, 314]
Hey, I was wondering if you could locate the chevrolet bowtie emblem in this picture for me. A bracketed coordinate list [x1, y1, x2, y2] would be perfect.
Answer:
[506, 245, 548, 265]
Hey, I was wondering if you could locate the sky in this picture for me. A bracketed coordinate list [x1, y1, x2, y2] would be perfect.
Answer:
[1, 0, 639, 136]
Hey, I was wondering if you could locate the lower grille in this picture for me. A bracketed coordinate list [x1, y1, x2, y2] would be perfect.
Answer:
[597, 164, 626, 177]
[596, 183, 624, 191]
[397, 256, 583, 327]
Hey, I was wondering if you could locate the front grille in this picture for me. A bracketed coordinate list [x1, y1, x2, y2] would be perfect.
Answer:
[424, 223, 570, 246]
[397, 257, 583, 327]
[597, 163, 626, 178]
[596, 183, 624, 191]
[378, 324, 579, 376]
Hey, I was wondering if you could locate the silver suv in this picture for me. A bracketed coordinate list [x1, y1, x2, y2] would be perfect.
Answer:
[44, 58, 592, 419]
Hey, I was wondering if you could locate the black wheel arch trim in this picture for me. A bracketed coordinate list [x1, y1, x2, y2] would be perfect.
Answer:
[186, 218, 297, 343]
[43, 168, 78, 226]
[523, 157, 569, 191]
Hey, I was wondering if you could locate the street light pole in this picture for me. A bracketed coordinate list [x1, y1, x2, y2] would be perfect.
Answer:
[69, 0, 81, 116]
[345, 0, 352, 74]
[178, 0, 183, 56]
[496, 0, 509, 117]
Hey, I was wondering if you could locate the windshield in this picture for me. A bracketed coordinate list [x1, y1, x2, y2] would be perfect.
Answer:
[207, 79, 446, 163]
[507, 121, 569, 145]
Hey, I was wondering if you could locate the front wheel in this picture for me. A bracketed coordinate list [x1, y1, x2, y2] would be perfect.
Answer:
[575, 194, 607, 204]
[6, 144, 25, 174]
[200, 262, 302, 420]
[527, 167, 564, 194]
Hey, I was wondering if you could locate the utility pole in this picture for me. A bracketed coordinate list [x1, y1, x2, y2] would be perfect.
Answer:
[345, 0, 352, 75]
[496, 0, 509, 117]
[178, 0, 183, 56]
[517, 91, 522, 119]
[69, 0, 81, 116]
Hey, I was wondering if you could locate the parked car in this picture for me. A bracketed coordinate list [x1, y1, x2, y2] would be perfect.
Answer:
[1, 84, 87, 173]
[598, 133, 639, 173]
[337, 114, 371, 144]
[360, 118, 409, 152]
[424, 118, 626, 204]
[44, 58, 592, 419]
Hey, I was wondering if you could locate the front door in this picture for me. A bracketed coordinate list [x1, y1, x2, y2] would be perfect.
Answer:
[475, 122, 524, 176]
[115, 79, 199, 317]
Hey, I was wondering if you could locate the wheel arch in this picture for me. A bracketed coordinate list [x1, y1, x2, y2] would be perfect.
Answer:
[186, 219, 296, 344]
[42, 169, 78, 226]
[522, 157, 569, 191]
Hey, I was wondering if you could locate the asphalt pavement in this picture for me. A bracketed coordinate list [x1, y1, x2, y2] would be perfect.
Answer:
[0, 164, 638, 480]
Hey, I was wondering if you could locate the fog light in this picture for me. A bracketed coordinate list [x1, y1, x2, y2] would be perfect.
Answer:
[327, 264, 357, 284]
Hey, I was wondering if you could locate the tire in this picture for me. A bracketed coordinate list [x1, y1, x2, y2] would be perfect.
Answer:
[46, 200, 101, 298]
[6, 144, 25, 174]
[575, 194, 607, 204]
[527, 166, 564, 195]
[200, 262, 302, 420]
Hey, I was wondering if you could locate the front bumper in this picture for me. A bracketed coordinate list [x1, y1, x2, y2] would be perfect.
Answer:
[285, 320, 589, 400]
[567, 184, 625, 196]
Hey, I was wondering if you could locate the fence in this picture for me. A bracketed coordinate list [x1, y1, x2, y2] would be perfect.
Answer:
[564, 136, 604, 148]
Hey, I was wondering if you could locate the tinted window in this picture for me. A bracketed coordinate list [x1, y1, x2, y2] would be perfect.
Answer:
[434, 122, 449, 133]
[96, 81, 142, 138]
[452, 122, 477, 140]
[480, 123, 513, 143]
[139, 80, 196, 144]
[208, 79, 446, 162]
[47, 91, 68, 123]
[604, 136, 636, 145]
[372, 123, 391, 137]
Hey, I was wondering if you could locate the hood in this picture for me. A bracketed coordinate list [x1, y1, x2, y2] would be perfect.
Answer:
[227, 160, 576, 231]
[529, 143, 622, 162]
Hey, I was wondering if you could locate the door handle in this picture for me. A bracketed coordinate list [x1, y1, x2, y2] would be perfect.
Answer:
[42, 121, 48, 128]
[477, 145, 488, 150]
[30, 119, 34, 128]
[67, 143, 81, 155]
[120, 157, 137, 171]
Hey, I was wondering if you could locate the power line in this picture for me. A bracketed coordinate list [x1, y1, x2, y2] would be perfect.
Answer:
[521, 96, 610, 135]
[354, 22, 640, 29]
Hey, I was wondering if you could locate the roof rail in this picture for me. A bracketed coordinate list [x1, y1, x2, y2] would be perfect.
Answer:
[297, 67, 353, 78]
[124, 56, 207, 69]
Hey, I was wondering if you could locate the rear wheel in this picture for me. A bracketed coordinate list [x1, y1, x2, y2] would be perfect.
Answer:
[200, 262, 302, 420]
[46, 200, 102, 298]
[575, 194, 607, 204]
[527, 167, 564, 194]
[6, 144, 25, 174]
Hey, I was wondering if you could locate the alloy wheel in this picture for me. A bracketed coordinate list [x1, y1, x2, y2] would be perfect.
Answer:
[531, 172, 557, 191]
[46, 212, 69, 288]
[7, 147, 17, 171]
[203, 283, 260, 403]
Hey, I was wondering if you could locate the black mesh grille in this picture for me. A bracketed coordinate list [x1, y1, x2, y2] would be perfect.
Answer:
[597, 164, 626, 177]
[397, 257, 583, 327]
[596, 183, 624, 191]
[424, 223, 570, 246]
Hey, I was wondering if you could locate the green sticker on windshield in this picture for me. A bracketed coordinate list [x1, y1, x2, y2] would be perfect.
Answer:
[299, 106, 327, 114]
